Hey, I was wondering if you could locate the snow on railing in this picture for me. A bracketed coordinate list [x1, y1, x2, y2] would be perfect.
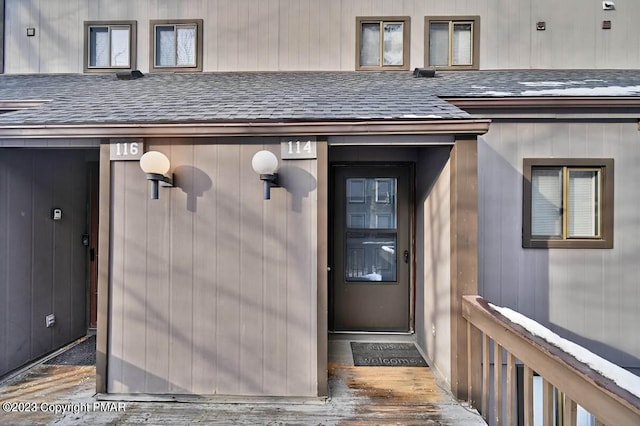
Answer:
[462, 295, 640, 426]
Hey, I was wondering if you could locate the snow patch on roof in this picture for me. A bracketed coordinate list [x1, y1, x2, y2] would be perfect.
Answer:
[402, 114, 442, 119]
[477, 91, 514, 96]
[521, 85, 640, 96]
[519, 80, 587, 87]
[490, 303, 640, 399]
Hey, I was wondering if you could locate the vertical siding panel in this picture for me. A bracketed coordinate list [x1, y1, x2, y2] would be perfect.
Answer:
[263, 147, 288, 395]
[191, 144, 218, 393]
[30, 152, 54, 357]
[317, 0, 341, 70]
[238, 145, 265, 394]
[167, 144, 195, 393]
[108, 161, 126, 393]
[215, 146, 241, 394]
[52, 153, 75, 347]
[5, 153, 32, 369]
[0, 155, 7, 374]
[285, 159, 315, 396]
[144, 144, 171, 393]
[120, 162, 148, 392]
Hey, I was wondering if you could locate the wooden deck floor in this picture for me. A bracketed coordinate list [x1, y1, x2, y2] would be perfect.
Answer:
[0, 341, 484, 425]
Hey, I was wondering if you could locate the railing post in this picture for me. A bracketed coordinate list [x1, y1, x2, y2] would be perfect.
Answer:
[467, 321, 482, 408]
[563, 393, 577, 426]
[494, 343, 503, 426]
[543, 378, 554, 426]
[523, 365, 534, 426]
[506, 353, 516, 426]
[482, 333, 490, 421]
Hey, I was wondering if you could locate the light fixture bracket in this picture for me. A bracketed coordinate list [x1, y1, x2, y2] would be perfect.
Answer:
[259, 173, 280, 200]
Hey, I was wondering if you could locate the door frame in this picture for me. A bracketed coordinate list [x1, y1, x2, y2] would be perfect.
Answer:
[329, 161, 415, 333]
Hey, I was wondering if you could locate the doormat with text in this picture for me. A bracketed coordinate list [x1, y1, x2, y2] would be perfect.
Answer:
[350, 342, 428, 367]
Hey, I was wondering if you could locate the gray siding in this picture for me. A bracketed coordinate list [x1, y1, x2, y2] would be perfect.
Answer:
[5, 0, 640, 73]
[478, 121, 640, 369]
[415, 147, 452, 385]
[0, 149, 92, 377]
[108, 139, 318, 396]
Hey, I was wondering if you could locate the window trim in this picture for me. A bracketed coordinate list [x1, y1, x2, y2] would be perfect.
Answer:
[150, 19, 203, 72]
[84, 21, 137, 73]
[424, 16, 480, 70]
[355, 16, 411, 71]
[523, 158, 614, 249]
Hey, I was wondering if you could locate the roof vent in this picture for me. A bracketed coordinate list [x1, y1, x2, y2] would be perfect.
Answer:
[413, 68, 436, 78]
[116, 70, 144, 80]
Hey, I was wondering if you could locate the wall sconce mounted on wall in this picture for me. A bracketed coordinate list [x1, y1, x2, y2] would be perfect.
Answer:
[251, 150, 281, 200]
[139, 151, 174, 199]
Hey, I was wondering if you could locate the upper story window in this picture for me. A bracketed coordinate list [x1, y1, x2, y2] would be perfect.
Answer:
[523, 158, 614, 249]
[425, 16, 479, 70]
[150, 19, 203, 72]
[84, 21, 137, 72]
[356, 17, 410, 71]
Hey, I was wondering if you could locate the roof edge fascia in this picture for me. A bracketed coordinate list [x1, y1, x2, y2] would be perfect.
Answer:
[444, 96, 640, 110]
[0, 119, 491, 139]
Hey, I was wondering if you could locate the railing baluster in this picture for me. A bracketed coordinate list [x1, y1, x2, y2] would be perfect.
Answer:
[494, 342, 503, 426]
[482, 333, 490, 421]
[467, 322, 482, 408]
[523, 365, 534, 426]
[563, 393, 577, 426]
[506, 352, 516, 426]
[542, 378, 553, 426]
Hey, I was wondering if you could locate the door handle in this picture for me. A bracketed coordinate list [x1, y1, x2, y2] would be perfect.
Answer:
[403, 250, 409, 264]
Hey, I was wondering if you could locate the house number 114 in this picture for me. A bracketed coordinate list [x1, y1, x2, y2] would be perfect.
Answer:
[280, 139, 317, 159]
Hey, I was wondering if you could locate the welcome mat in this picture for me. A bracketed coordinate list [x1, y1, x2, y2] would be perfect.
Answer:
[45, 335, 96, 366]
[350, 342, 428, 367]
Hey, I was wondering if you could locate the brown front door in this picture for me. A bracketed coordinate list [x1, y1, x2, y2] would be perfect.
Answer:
[331, 164, 412, 332]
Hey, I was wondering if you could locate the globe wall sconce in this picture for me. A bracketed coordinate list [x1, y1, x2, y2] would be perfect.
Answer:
[139, 151, 174, 199]
[251, 150, 281, 200]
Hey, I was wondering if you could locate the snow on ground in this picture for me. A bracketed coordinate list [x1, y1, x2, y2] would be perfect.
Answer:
[489, 303, 640, 399]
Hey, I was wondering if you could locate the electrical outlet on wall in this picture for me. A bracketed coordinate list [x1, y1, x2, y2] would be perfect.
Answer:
[45, 314, 56, 328]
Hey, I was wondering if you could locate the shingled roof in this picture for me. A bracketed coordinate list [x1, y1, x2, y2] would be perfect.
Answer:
[0, 70, 639, 126]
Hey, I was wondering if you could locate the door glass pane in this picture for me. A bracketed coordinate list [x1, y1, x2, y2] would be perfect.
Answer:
[360, 23, 381, 66]
[568, 169, 599, 237]
[156, 25, 176, 66]
[531, 168, 562, 237]
[429, 22, 449, 66]
[176, 26, 196, 66]
[89, 27, 109, 67]
[346, 232, 397, 282]
[110, 27, 130, 67]
[346, 178, 397, 229]
[452, 23, 472, 65]
[383, 22, 404, 65]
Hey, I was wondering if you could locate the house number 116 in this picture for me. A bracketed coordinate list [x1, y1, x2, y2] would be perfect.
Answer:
[109, 139, 144, 160]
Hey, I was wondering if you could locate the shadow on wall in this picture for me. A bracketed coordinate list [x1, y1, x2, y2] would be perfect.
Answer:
[174, 165, 213, 212]
[278, 165, 317, 213]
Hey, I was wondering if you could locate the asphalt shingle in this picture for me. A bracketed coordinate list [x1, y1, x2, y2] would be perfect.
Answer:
[0, 70, 639, 126]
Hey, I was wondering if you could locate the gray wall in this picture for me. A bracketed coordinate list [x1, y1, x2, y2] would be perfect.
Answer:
[0, 149, 92, 377]
[107, 139, 318, 396]
[478, 120, 640, 370]
[4, 0, 640, 73]
[415, 147, 453, 386]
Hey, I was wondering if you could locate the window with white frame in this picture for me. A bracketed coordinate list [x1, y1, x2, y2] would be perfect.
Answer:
[84, 21, 136, 72]
[151, 19, 203, 71]
[356, 17, 410, 70]
[523, 159, 614, 248]
[425, 16, 479, 70]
